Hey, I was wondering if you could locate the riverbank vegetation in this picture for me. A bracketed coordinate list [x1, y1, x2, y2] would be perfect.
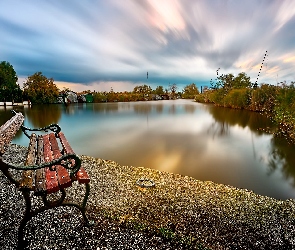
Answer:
[195, 72, 295, 143]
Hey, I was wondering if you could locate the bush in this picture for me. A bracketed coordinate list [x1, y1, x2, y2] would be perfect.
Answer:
[209, 89, 226, 106]
[249, 84, 277, 113]
[223, 88, 250, 109]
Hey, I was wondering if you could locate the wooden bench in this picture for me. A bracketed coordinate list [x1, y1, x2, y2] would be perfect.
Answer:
[0, 110, 93, 249]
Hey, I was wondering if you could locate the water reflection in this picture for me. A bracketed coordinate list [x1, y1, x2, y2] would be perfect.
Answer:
[268, 137, 295, 187]
[184, 103, 197, 113]
[22, 105, 62, 128]
[207, 105, 276, 136]
[208, 122, 230, 137]
[93, 102, 119, 113]
[133, 103, 152, 114]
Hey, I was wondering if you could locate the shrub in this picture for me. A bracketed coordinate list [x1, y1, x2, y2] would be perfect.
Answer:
[223, 88, 250, 109]
[249, 84, 277, 113]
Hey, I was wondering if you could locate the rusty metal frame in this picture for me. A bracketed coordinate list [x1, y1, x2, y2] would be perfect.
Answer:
[17, 184, 93, 249]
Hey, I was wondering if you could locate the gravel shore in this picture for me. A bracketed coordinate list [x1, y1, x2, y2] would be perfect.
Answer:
[1, 144, 295, 249]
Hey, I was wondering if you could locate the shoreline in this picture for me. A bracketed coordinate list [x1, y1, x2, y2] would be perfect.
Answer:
[1, 145, 295, 249]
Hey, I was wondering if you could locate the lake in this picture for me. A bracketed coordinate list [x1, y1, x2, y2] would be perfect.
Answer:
[1, 100, 295, 200]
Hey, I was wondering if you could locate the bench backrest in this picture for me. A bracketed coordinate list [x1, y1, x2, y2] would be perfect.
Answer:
[0, 112, 25, 155]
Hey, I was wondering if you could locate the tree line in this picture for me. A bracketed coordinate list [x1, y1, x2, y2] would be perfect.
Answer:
[0, 61, 199, 104]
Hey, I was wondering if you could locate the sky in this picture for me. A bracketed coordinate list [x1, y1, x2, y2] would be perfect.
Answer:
[1, 0, 295, 93]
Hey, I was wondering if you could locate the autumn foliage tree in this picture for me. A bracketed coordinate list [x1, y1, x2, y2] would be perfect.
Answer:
[182, 83, 199, 99]
[23, 72, 59, 104]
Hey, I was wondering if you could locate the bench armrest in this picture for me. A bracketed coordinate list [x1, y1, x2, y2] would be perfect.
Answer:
[21, 124, 61, 138]
[1, 153, 81, 176]
[0, 111, 25, 155]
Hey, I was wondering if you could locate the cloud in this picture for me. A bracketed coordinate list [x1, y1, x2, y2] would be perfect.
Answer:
[55, 80, 137, 93]
[1, 0, 295, 92]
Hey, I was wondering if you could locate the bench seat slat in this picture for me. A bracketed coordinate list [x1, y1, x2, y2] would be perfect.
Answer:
[56, 165, 72, 189]
[48, 133, 72, 189]
[58, 132, 90, 184]
[43, 134, 59, 194]
[77, 168, 90, 184]
[19, 134, 37, 191]
[58, 132, 74, 154]
[35, 136, 47, 195]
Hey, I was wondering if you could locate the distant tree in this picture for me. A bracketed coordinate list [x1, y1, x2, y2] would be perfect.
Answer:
[218, 72, 251, 91]
[133, 84, 152, 95]
[232, 72, 251, 89]
[0, 61, 22, 102]
[182, 83, 199, 99]
[154, 85, 165, 95]
[23, 72, 59, 104]
[218, 73, 235, 92]
[133, 84, 152, 100]
[169, 83, 177, 99]
[60, 87, 71, 95]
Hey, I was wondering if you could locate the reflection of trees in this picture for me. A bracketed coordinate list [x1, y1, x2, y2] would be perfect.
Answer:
[155, 103, 163, 113]
[133, 103, 152, 114]
[208, 106, 275, 135]
[207, 121, 230, 137]
[23, 104, 62, 128]
[184, 104, 196, 114]
[267, 137, 295, 187]
[92, 103, 119, 113]
[168, 104, 176, 114]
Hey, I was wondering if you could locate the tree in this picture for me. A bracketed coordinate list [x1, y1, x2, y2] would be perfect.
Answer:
[133, 84, 152, 95]
[23, 72, 59, 104]
[133, 84, 152, 100]
[182, 83, 199, 99]
[0, 61, 22, 102]
[218, 72, 251, 91]
[168, 83, 178, 99]
[154, 86, 165, 95]
[232, 72, 251, 89]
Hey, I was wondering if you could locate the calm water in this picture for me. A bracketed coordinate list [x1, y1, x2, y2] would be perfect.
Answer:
[1, 100, 295, 200]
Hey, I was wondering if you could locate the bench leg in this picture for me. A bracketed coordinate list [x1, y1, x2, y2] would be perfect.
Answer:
[16, 184, 94, 249]
[59, 183, 94, 227]
[81, 183, 94, 226]
[82, 183, 90, 209]
[17, 191, 32, 250]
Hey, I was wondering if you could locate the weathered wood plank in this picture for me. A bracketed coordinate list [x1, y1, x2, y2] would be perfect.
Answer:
[56, 165, 72, 189]
[43, 134, 59, 194]
[58, 132, 74, 154]
[49, 133, 60, 157]
[34, 135, 47, 195]
[58, 132, 90, 183]
[19, 133, 36, 191]
[48, 133, 72, 189]
[76, 167, 90, 184]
